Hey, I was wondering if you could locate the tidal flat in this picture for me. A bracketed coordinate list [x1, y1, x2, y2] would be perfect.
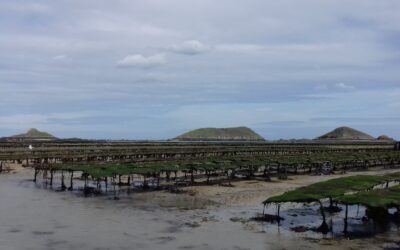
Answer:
[0, 169, 399, 250]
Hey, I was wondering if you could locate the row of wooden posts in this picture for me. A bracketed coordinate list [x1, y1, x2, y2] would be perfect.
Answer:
[32, 165, 291, 197]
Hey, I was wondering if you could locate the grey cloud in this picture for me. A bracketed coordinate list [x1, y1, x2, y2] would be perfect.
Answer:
[0, 0, 399, 139]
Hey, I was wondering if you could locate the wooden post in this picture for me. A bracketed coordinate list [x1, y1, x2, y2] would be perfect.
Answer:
[61, 170, 66, 191]
[344, 204, 348, 235]
[174, 171, 178, 187]
[83, 173, 87, 189]
[277, 204, 281, 225]
[50, 169, 54, 187]
[190, 169, 194, 184]
[143, 176, 148, 189]
[261, 203, 266, 229]
[113, 176, 118, 200]
[33, 168, 38, 182]
[276, 204, 281, 218]
[43, 169, 48, 180]
[318, 200, 329, 233]
[262, 204, 266, 218]
[68, 171, 74, 191]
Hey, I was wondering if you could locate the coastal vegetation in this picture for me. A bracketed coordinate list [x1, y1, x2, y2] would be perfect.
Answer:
[336, 184, 400, 209]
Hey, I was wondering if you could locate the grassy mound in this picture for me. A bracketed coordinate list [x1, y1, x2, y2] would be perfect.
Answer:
[317, 126, 374, 140]
[175, 126, 264, 141]
[12, 128, 56, 139]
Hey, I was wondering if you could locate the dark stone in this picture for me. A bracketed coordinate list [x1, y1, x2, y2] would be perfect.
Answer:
[290, 226, 309, 232]
[251, 214, 284, 223]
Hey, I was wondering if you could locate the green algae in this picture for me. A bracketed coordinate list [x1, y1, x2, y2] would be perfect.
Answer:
[263, 174, 400, 205]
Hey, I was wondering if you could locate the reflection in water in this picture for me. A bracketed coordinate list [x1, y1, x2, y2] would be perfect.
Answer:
[0, 171, 399, 250]
[256, 204, 399, 239]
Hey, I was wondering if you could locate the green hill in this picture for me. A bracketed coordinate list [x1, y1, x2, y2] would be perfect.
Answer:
[12, 128, 56, 140]
[317, 126, 374, 140]
[175, 127, 264, 141]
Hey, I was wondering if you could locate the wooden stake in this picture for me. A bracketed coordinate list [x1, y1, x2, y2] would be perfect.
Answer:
[68, 171, 74, 191]
[344, 204, 348, 235]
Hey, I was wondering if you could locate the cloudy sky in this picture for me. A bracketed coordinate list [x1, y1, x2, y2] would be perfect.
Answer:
[1, 0, 399, 139]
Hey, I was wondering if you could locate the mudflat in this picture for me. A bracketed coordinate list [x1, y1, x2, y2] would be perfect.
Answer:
[0, 168, 399, 250]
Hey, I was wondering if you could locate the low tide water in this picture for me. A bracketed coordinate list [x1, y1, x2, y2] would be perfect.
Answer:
[1, 171, 399, 250]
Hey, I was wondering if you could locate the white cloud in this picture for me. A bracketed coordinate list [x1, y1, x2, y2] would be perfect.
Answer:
[335, 82, 355, 89]
[170, 40, 210, 55]
[117, 54, 166, 68]
[53, 55, 66, 60]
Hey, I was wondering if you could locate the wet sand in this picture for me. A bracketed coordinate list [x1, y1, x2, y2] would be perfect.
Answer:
[0, 168, 399, 250]
[182, 168, 400, 206]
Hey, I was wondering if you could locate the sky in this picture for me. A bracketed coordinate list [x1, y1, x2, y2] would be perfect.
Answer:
[0, 0, 399, 140]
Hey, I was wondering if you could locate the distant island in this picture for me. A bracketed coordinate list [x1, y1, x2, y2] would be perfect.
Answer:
[317, 126, 374, 140]
[4, 128, 57, 141]
[377, 135, 394, 141]
[0, 126, 395, 142]
[174, 126, 264, 141]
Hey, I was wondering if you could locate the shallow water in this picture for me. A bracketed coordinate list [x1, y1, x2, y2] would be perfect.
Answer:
[1, 171, 399, 250]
